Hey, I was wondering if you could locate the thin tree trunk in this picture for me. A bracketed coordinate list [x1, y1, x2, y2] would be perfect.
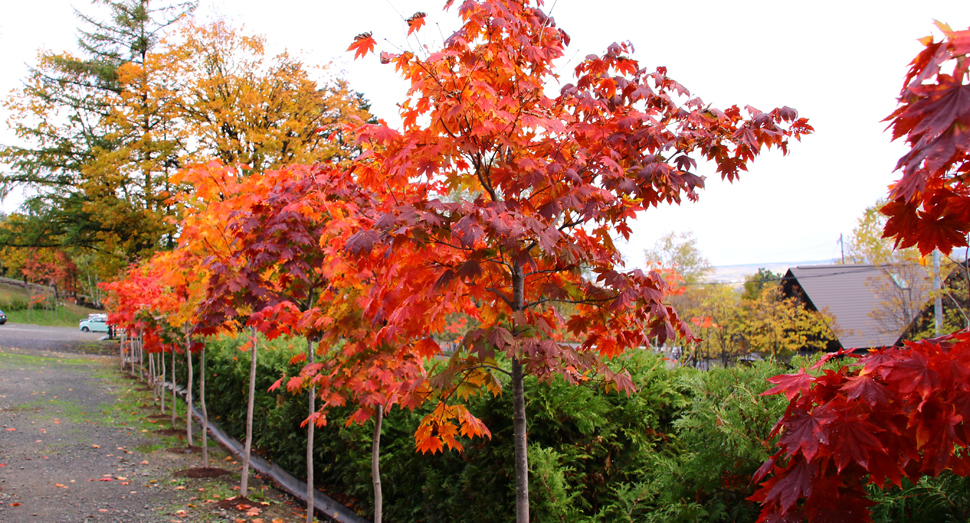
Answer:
[186, 333, 194, 446]
[120, 331, 127, 372]
[511, 261, 529, 523]
[138, 335, 144, 380]
[306, 338, 315, 523]
[171, 348, 177, 428]
[511, 357, 529, 523]
[149, 352, 156, 403]
[241, 328, 258, 497]
[160, 349, 166, 414]
[372, 404, 384, 523]
[200, 343, 209, 468]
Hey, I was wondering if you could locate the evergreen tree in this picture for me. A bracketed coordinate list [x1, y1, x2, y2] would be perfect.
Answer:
[0, 0, 196, 267]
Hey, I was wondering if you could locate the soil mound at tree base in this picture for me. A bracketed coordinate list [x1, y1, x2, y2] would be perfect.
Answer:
[213, 495, 266, 511]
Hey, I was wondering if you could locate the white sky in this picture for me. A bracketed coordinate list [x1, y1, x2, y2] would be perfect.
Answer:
[1, 0, 968, 269]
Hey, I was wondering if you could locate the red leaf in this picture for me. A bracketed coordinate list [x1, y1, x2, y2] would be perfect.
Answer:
[777, 408, 836, 461]
[840, 374, 892, 406]
[763, 368, 814, 401]
[826, 416, 885, 472]
[764, 458, 815, 512]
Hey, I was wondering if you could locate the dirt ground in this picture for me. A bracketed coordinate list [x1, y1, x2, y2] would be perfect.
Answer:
[0, 324, 324, 523]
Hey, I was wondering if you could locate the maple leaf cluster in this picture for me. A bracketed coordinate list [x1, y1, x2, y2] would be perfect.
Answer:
[341, 0, 810, 453]
[752, 21, 970, 523]
[102, 0, 812, 468]
[882, 22, 970, 256]
[751, 336, 970, 522]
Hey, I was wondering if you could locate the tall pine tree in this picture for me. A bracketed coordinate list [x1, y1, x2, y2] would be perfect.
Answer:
[0, 0, 196, 279]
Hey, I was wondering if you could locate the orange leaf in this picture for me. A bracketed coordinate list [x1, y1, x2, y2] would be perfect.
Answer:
[407, 12, 427, 36]
[348, 32, 376, 60]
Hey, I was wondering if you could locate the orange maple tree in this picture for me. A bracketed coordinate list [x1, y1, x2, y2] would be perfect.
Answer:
[752, 23, 970, 523]
[345, 0, 811, 520]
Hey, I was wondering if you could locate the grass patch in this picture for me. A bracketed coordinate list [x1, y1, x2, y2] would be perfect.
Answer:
[0, 350, 95, 367]
[0, 281, 97, 327]
[136, 443, 166, 453]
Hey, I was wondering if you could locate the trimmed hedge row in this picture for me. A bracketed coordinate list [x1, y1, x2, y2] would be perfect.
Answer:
[172, 338, 970, 522]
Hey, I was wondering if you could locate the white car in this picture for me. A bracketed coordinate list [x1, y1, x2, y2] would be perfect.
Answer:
[79, 314, 110, 333]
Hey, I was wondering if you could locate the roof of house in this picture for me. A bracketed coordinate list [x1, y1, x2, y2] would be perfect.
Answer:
[783, 264, 926, 350]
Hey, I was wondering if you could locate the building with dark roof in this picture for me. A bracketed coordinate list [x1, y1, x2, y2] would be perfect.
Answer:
[781, 264, 930, 351]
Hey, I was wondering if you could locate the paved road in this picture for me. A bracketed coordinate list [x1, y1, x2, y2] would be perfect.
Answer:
[0, 326, 317, 523]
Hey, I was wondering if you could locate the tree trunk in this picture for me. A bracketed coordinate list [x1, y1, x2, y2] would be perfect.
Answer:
[171, 348, 177, 428]
[149, 352, 156, 403]
[200, 343, 209, 468]
[511, 261, 529, 523]
[160, 349, 166, 415]
[305, 338, 315, 523]
[138, 335, 144, 380]
[186, 333, 193, 446]
[372, 404, 384, 523]
[119, 332, 125, 371]
[240, 328, 258, 497]
[511, 357, 529, 523]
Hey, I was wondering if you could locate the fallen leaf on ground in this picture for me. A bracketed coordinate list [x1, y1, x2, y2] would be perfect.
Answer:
[99, 478, 113, 482]
[55, 484, 67, 489]
[91, 444, 100, 448]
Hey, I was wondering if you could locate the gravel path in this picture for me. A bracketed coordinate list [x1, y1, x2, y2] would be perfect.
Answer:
[0, 325, 318, 523]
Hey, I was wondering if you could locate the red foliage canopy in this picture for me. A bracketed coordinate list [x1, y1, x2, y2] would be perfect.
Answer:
[883, 22, 970, 255]
[344, 0, 811, 452]
[754, 22, 970, 523]
[752, 341, 970, 522]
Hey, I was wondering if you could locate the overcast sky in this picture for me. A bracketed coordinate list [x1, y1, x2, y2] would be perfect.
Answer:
[1, 0, 968, 269]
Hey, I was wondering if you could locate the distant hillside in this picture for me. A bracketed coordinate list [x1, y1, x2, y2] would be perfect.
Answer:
[0, 280, 95, 327]
[712, 259, 837, 284]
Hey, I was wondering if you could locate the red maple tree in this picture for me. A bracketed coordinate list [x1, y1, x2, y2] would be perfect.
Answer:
[346, 0, 811, 520]
[882, 22, 970, 255]
[753, 23, 970, 523]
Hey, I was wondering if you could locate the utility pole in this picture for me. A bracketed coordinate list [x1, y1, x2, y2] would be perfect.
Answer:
[839, 234, 845, 264]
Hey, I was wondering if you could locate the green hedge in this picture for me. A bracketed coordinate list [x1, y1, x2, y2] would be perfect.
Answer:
[171, 339, 970, 522]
